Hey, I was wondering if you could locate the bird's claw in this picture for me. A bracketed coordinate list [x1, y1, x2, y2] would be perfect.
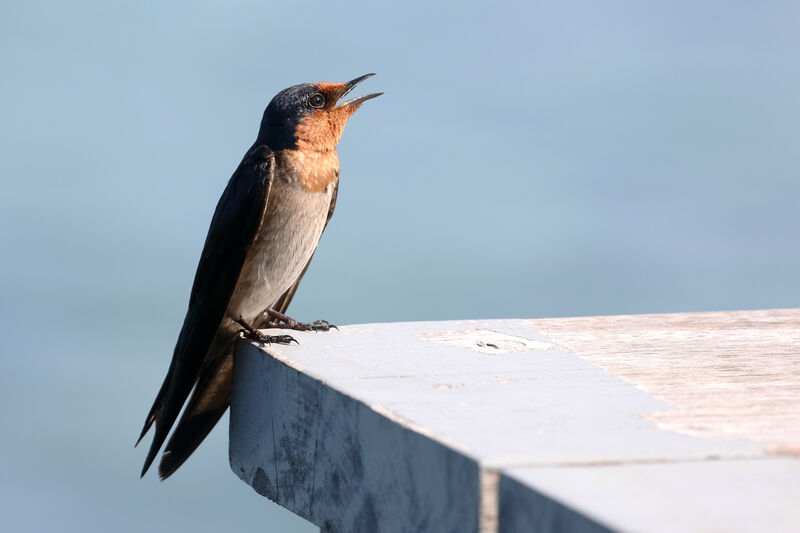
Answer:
[236, 316, 298, 345]
[263, 309, 337, 332]
[239, 328, 297, 345]
[265, 334, 299, 345]
[309, 319, 338, 332]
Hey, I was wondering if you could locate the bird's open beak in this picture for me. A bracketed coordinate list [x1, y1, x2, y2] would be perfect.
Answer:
[334, 73, 383, 109]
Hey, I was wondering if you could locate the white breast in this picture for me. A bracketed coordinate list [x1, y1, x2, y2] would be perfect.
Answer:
[226, 180, 333, 323]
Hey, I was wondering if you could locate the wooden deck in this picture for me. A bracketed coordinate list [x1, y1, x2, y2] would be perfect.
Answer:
[229, 309, 800, 532]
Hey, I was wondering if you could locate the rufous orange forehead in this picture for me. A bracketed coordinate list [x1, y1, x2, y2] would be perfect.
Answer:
[312, 82, 349, 107]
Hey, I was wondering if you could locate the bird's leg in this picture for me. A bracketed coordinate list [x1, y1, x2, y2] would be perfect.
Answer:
[235, 316, 297, 345]
[263, 308, 337, 332]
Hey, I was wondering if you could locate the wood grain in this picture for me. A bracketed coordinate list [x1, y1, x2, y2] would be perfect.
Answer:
[529, 309, 800, 456]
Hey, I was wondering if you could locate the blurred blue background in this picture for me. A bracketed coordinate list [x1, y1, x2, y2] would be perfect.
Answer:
[1, 1, 798, 531]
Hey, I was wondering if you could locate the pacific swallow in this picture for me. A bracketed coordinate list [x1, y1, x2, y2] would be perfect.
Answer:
[137, 74, 381, 479]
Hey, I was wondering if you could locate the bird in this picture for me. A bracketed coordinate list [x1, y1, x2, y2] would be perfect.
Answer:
[137, 74, 381, 479]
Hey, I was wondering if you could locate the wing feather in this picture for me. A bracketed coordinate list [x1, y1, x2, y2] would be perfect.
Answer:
[139, 145, 274, 477]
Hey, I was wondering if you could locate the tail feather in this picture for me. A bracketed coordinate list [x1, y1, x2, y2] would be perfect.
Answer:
[141, 276, 305, 479]
[139, 322, 235, 478]
[157, 351, 234, 480]
[139, 366, 198, 478]
[136, 368, 172, 447]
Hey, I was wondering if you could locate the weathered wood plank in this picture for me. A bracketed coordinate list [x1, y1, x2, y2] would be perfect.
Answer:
[229, 335, 481, 533]
[529, 309, 800, 455]
[501, 458, 800, 533]
[229, 311, 800, 532]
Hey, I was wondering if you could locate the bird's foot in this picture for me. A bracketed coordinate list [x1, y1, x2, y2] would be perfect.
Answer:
[264, 308, 338, 332]
[236, 317, 297, 345]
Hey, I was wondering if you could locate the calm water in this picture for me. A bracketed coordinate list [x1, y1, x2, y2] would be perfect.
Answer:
[1, 1, 799, 531]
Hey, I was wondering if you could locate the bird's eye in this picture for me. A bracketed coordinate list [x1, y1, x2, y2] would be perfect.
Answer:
[308, 93, 325, 109]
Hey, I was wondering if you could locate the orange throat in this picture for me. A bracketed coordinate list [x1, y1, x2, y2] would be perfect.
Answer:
[283, 148, 340, 193]
[286, 102, 357, 192]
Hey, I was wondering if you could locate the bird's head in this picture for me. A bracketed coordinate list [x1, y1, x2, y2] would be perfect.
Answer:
[257, 73, 382, 152]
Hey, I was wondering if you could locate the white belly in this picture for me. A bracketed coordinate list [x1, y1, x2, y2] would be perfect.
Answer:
[226, 180, 333, 323]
